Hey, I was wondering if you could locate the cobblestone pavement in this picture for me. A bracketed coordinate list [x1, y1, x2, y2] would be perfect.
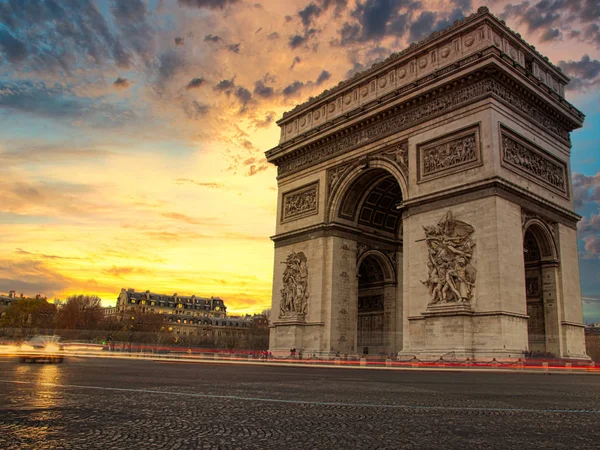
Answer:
[1, 357, 599, 449]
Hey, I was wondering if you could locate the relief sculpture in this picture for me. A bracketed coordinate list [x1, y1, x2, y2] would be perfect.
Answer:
[502, 132, 566, 194]
[422, 133, 477, 176]
[421, 211, 477, 305]
[282, 183, 318, 222]
[280, 251, 309, 317]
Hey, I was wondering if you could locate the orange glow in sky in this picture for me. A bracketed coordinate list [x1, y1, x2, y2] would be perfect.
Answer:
[0, 1, 599, 318]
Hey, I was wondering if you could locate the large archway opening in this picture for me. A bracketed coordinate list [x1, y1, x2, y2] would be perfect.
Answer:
[333, 167, 404, 356]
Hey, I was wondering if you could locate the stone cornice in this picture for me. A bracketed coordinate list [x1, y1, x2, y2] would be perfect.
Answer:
[271, 222, 400, 249]
[268, 64, 582, 178]
[274, 7, 581, 145]
[401, 176, 581, 228]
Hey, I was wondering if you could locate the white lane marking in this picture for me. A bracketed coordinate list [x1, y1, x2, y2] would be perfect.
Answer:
[0, 380, 598, 414]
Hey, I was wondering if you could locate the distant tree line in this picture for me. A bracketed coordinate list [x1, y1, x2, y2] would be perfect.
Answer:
[0, 294, 269, 351]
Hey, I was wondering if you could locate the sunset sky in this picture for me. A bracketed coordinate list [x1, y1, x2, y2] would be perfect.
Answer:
[0, 0, 598, 319]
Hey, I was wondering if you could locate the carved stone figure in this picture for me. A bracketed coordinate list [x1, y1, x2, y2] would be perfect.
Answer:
[421, 211, 477, 305]
[502, 133, 566, 193]
[422, 134, 477, 176]
[282, 184, 318, 221]
[280, 251, 309, 317]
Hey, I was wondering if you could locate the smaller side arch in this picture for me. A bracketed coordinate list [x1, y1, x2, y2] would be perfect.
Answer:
[522, 219, 559, 262]
[357, 249, 396, 283]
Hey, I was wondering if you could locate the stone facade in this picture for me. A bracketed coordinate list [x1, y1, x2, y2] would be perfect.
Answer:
[265, 7, 588, 360]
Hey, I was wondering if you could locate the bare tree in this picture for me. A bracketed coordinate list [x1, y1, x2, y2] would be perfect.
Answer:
[56, 295, 104, 330]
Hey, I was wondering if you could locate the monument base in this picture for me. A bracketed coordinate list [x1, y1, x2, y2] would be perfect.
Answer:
[401, 304, 528, 361]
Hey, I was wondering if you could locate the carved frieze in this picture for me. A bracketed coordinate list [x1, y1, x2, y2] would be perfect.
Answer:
[421, 211, 477, 305]
[501, 127, 568, 197]
[281, 182, 319, 223]
[276, 77, 571, 177]
[418, 126, 481, 182]
[279, 251, 309, 318]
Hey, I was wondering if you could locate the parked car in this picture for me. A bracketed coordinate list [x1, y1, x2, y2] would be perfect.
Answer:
[18, 335, 64, 363]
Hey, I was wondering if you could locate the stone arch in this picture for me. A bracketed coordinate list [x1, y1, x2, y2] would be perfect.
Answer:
[326, 157, 408, 224]
[522, 219, 561, 355]
[357, 249, 396, 283]
[522, 219, 558, 262]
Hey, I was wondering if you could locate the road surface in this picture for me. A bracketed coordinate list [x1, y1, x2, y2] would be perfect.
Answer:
[1, 356, 599, 449]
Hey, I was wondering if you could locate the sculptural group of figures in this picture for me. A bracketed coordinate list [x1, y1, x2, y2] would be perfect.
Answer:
[284, 189, 317, 218]
[280, 251, 309, 317]
[423, 135, 476, 175]
[502, 135, 564, 189]
[422, 211, 477, 305]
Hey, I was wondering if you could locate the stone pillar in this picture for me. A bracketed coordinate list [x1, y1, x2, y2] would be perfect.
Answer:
[327, 236, 358, 357]
[541, 262, 562, 356]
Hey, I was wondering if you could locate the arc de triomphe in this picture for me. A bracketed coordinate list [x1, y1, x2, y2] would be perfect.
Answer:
[264, 7, 588, 360]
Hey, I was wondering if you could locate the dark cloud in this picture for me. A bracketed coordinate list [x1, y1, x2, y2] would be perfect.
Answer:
[113, 77, 131, 89]
[558, 55, 600, 91]
[321, 0, 348, 17]
[112, 0, 154, 67]
[580, 23, 600, 46]
[186, 77, 206, 89]
[290, 56, 302, 69]
[0, 82, 86, 118]
[285, 15, 293, 22]
[0, 28, 28, 63]
[267, 32, 280, 40]
[175, 37, 185, 46]
[316, 69, 331, 85]
[0, 0, 136, 74]
[299, 3, 323, 28]
[579, 213, 600, 235]
[227, 43, 241, 53]
[155, 51, 186, 92]
[253, 80, 274, 98]
[572, 172, 600, 209]
[289, 34, 308, 49]
[283, 80, 305, 97]
[540, 28, 561, 42]
[409, 10, 436, 42]
[289, 29, 318, 50]
[204, 34, 222, 43]
[182, 99, 210, 119]
[214, 77, 236, 93]
[450, 0, 471, 9]
[282, 69, 335, 97]
[178, 0, 240, 10]
[500, 1, 600, 46]
[234, 86, 253, 112]
[335, 0, 424, 46]
[0, 81, 136, 129]
[0, 259, 72, 298]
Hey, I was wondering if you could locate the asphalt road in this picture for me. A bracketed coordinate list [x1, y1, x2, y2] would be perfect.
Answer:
[1, 356, 599, 449]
